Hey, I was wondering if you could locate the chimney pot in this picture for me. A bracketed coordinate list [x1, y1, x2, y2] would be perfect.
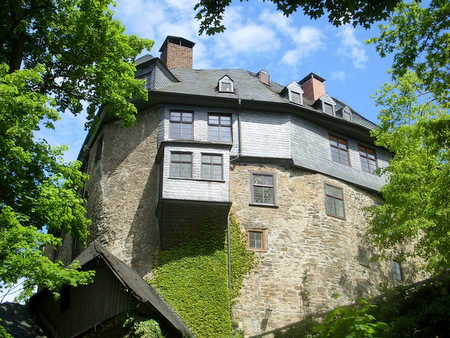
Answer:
[299, 73, 326, 102]
[159, 36, 195, 70]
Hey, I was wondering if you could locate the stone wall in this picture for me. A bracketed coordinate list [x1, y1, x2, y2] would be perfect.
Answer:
[229, 162, 406, 336]
[83, 110, 160, 276]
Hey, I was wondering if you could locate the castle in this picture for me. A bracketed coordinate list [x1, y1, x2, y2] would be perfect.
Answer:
[41, 36, 417, 336]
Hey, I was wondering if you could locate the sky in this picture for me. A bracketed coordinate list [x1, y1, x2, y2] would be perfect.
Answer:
[40, 0, 395, 162]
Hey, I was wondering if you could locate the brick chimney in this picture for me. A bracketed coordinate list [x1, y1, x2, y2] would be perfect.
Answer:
[299, 73, 326, 102]
[159, 36, 195, 70]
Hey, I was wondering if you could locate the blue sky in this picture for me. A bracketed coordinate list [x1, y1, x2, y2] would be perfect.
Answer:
[40, 0, 395, 163]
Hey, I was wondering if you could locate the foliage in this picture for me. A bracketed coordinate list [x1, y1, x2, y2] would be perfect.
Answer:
[371, 273, 450, 337]
[367, 0, 449, 108]
[364, 71, 449, 274]
[1, 0, 154, 128]
[0, 319, 12, 338]
[1, 0, 151, 300]
[194, 0, 401, 35]
[274, 274, 450, 337]
[0, 64, 94, 300]
[149, 214, 254, 338]
[364, 0, 449, 275]
[228, 215, 255, 300]
[123, 312, 165, 338]
[274, 297, 387, 337]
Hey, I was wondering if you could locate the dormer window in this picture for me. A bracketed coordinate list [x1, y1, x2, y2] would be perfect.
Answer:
[342, 106, 352, 121]
[290, 91, 302, 105]
[285, 81, 304, 105]
[323, 102, 334, 115]
[218, 75, 234, 93]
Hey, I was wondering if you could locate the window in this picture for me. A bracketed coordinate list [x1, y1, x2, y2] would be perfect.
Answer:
[358, 145, 377, 173]
[342, 107, 352, 121]
[169, 111, 193, 139]
[323, 102, 334, 115]
[247, 230, 266, 251]
[329, 135, 350, 166]
[358, 248, 369, 267]
[170, 152, 192, 178]
[144, 74, 151, 89]
[325, 184, 345, 219]
[251, 173, 275, 205]
[392, 261, 402, 282]
[208, 114, 232, 142]
[201, 154, 223, 180]
[219, 76, 234, 93]
[94, 136, 103, 165]
[290, 91, 302, 104]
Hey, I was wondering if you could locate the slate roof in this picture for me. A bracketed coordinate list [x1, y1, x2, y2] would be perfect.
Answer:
[154, 66, 376, 130]
[75, 241, 193, 336]
[0, 302, 47, 338]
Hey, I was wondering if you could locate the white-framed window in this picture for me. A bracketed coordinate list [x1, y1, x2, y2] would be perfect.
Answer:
[289, 90, 302, 105]
[201, 154, 223, 180]
[218, 75, 234, 93]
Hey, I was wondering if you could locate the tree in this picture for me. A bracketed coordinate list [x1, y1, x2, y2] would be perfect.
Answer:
[365, 0, 449, 274]
[1, 0, 153, 301]
[194, 0, 402, 35]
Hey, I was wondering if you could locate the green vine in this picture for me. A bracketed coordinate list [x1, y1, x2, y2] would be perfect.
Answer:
[123, 312, 165, 338]
[148, 213, 254, 337]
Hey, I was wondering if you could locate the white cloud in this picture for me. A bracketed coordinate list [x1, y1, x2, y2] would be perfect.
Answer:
[336, 25, 368, 69]
[164, 0, 197, 11]
[329, 70, 346, 85]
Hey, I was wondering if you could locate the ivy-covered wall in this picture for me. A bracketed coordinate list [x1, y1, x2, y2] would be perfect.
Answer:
[149, 214, 254, 337]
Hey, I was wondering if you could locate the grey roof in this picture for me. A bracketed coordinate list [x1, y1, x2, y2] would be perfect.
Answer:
[75, 241, 193, 336]
[0, 302, 47, 337]
[161, 68, 287, 103]
[155, 67, 376, 130]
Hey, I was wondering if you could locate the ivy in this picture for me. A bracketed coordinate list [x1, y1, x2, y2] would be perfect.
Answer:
[123, 312, 165, 338]
[149, 214, 254, 337]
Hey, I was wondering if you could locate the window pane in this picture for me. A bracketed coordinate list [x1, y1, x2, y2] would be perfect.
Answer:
[211, 155, 222, 164]
[209, 115, 219, 124]
[341, 151, 349, 165]
[221, 116, 231, 125]
[171, 163, 180, 177]
[221, 128, 232, 142]
[253, 175, 263, 185]
[170, 112, 181, 121]
[181, 163, 191, 178]
[202, 164, 211, 179]
[202, 154, 211, 163]
[181, 124, 192, 139]
[182, 113, 192, 122]
[181, 153, 191, 162]
[263, 175, 273, 185]
[170, 123, 180, 138]
[209, 126, 219, 141]
[326, 197, 336, 215]
[253, 186, 263, 203]
[263, 188, 274, 204]
[212, 165, 222, 180]
[335, 200, 345, 217]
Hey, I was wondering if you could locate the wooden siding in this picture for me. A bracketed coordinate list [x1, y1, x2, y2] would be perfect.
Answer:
[33, 259, 136, 337]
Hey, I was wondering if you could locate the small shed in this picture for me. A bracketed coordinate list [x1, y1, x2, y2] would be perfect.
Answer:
[29, 241, 192, 337]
